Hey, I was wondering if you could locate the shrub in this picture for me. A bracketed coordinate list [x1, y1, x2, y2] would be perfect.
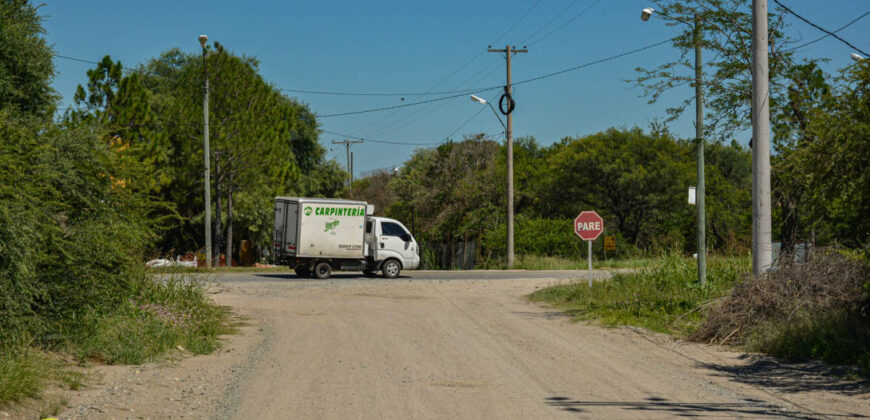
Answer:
[692, 251, 870, 369]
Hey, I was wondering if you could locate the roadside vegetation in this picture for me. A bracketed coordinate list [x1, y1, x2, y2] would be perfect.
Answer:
[530, 256, 749, 334]
[0, 2, 234, 411]
[531, 251, 870, 374]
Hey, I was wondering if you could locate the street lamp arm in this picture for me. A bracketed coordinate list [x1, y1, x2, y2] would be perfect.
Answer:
[487, 102, 506, 130]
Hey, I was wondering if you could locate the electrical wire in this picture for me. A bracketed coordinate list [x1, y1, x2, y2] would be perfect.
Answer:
[444, 93, 500, 139]
[773, 0, 869, 56]
[321, 129, 500, 146]
[318, 38, 674, 119]
[519, 0, 583, 45]
[782, 8, 870, 53]
[526, 0, 600, 46]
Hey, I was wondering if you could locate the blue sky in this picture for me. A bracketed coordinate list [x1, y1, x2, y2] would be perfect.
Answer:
[42, 0, 870, 177]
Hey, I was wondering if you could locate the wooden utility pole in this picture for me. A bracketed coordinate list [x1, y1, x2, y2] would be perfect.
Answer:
[488, 45, 527, 269]
[332, 139, 363, 191]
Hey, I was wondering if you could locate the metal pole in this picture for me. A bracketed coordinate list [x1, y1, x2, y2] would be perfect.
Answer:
[202, 45, 212, 268]
[505, 45, 515, 269]
[751, 0, 773, 274]
[694, 15, 706, 285]
[587, 240, 593, 287]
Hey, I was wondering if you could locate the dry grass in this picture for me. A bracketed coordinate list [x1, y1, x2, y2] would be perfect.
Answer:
[692, 250, 870, 370]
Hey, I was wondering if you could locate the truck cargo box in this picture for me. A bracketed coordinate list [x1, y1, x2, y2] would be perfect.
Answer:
[274, 197, 368, 260]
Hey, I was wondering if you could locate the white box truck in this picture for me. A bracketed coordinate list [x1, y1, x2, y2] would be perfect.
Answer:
[273, 197, 420, 279]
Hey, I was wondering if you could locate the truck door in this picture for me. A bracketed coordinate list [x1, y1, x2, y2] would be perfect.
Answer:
[378, 221, 417, 263]
[273, 200, 286, 255]
[284, 202, 298, 255]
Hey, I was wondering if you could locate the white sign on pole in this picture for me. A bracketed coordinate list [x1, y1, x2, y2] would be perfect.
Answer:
[688, 186, 697, 205]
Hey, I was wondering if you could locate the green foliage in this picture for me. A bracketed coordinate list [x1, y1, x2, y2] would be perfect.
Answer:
[629, 0, 794, 140]
[389, 135, 503, 242]
[0, 348, 50, 404]
[530, 256, 749, 334]
[0, 0, 56, 119]
[542, 128, 694, 248]
[67, 277, 231, 364]
[354, 128, 751, 262]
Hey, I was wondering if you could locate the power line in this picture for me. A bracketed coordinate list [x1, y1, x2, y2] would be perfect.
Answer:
[319, 38, 674, 119]
[317, 87, 501, 118]
[513, 38, 673, 87]
[773, 0, 869, 56]
[520, 0, 583, 45]
[321, 129, 500, 146]
[782, 8, 870, 52]
[526, 0, 600, 46]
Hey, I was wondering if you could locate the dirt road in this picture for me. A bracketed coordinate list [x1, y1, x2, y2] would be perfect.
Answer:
[59, 271, 870, 419]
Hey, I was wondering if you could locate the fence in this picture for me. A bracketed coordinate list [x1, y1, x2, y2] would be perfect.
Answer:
[420, 241, 479, 270]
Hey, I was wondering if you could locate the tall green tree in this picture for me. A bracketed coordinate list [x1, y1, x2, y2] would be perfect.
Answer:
[0, 0, 56, 119]
[629, 0, 794, 140]
[543, 128, 694, 248]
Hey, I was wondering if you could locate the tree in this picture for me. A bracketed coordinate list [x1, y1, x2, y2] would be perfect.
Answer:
[771, 61, 831, 251]
[629, 0, 794, 140]
[542, 128, 694, 248]
[0, 0, 56, 119]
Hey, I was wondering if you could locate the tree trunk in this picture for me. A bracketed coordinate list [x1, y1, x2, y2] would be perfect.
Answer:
[226, 176, 234, 267]
[214, 157, 223, 266]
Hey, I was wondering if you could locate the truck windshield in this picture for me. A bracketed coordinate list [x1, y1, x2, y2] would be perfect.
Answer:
[381, 222, 408, 237]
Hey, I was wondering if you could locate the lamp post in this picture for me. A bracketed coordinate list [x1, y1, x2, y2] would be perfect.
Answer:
[642, 8, 706, 285]
[470, 94, 511, 266]
[199, 34, 212, 268]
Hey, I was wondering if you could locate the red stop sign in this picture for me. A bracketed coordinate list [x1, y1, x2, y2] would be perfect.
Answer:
[574, 211, 604, 241]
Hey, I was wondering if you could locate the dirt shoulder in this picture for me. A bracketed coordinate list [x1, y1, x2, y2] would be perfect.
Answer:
[55, 272, 870, 419]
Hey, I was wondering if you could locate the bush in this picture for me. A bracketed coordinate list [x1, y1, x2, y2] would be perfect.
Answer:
[62, 277, 230, 364]
[692, 251, 870, 369]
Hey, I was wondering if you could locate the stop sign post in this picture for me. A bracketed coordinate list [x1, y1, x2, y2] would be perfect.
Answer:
[574, 211, 604, 286]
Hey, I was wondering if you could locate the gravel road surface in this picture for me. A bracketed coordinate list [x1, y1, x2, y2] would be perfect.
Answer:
[57, 270, 870, 419]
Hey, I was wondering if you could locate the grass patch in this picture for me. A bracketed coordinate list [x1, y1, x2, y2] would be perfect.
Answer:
[503, 254, 657, 270]
[63, 276, 233, 364]
[0, 348, 51, 405]
[529, 255, 750, 335]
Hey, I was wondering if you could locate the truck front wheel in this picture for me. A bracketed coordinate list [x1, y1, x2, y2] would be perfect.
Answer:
[381, 259, 401, 279]
[313, 262, 332, 279]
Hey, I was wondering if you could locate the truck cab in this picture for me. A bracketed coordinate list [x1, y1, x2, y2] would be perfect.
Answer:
[366, 217, 420, 272]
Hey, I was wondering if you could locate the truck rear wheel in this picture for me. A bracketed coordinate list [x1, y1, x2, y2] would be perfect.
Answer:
[381, 259, 401, 279]
[313, 262, 332, 279]
[294, 264, 310, 277]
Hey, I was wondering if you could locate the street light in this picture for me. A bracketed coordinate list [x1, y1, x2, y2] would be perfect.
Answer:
[851, 53, 865, 62]
[470, 94, 506, 130]
[470, 93, 513, 267]
[199, 34, 212, 268]
[642, 8, 707, 285]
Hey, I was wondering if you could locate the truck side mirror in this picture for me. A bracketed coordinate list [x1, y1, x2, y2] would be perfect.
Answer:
[400, 234, 411, 242]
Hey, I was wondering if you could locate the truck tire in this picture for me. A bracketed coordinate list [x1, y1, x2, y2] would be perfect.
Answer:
[381, 259, 401, 279]
[294, 264, 310, 277]
[313, 262, 332, 279]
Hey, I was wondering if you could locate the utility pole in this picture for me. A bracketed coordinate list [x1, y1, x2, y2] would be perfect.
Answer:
[488, 45, 527, 269]
[199, 35, 212, 268]
[694, 15, 706, 285]
[751, 0, 773, 274]
[332, 139, 363, 192]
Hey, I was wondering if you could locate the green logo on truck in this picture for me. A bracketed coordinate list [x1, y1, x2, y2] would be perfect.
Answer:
[313, 206, 364, 217]
[304, 206, 313, 216]
[324, 220, 340, 232]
